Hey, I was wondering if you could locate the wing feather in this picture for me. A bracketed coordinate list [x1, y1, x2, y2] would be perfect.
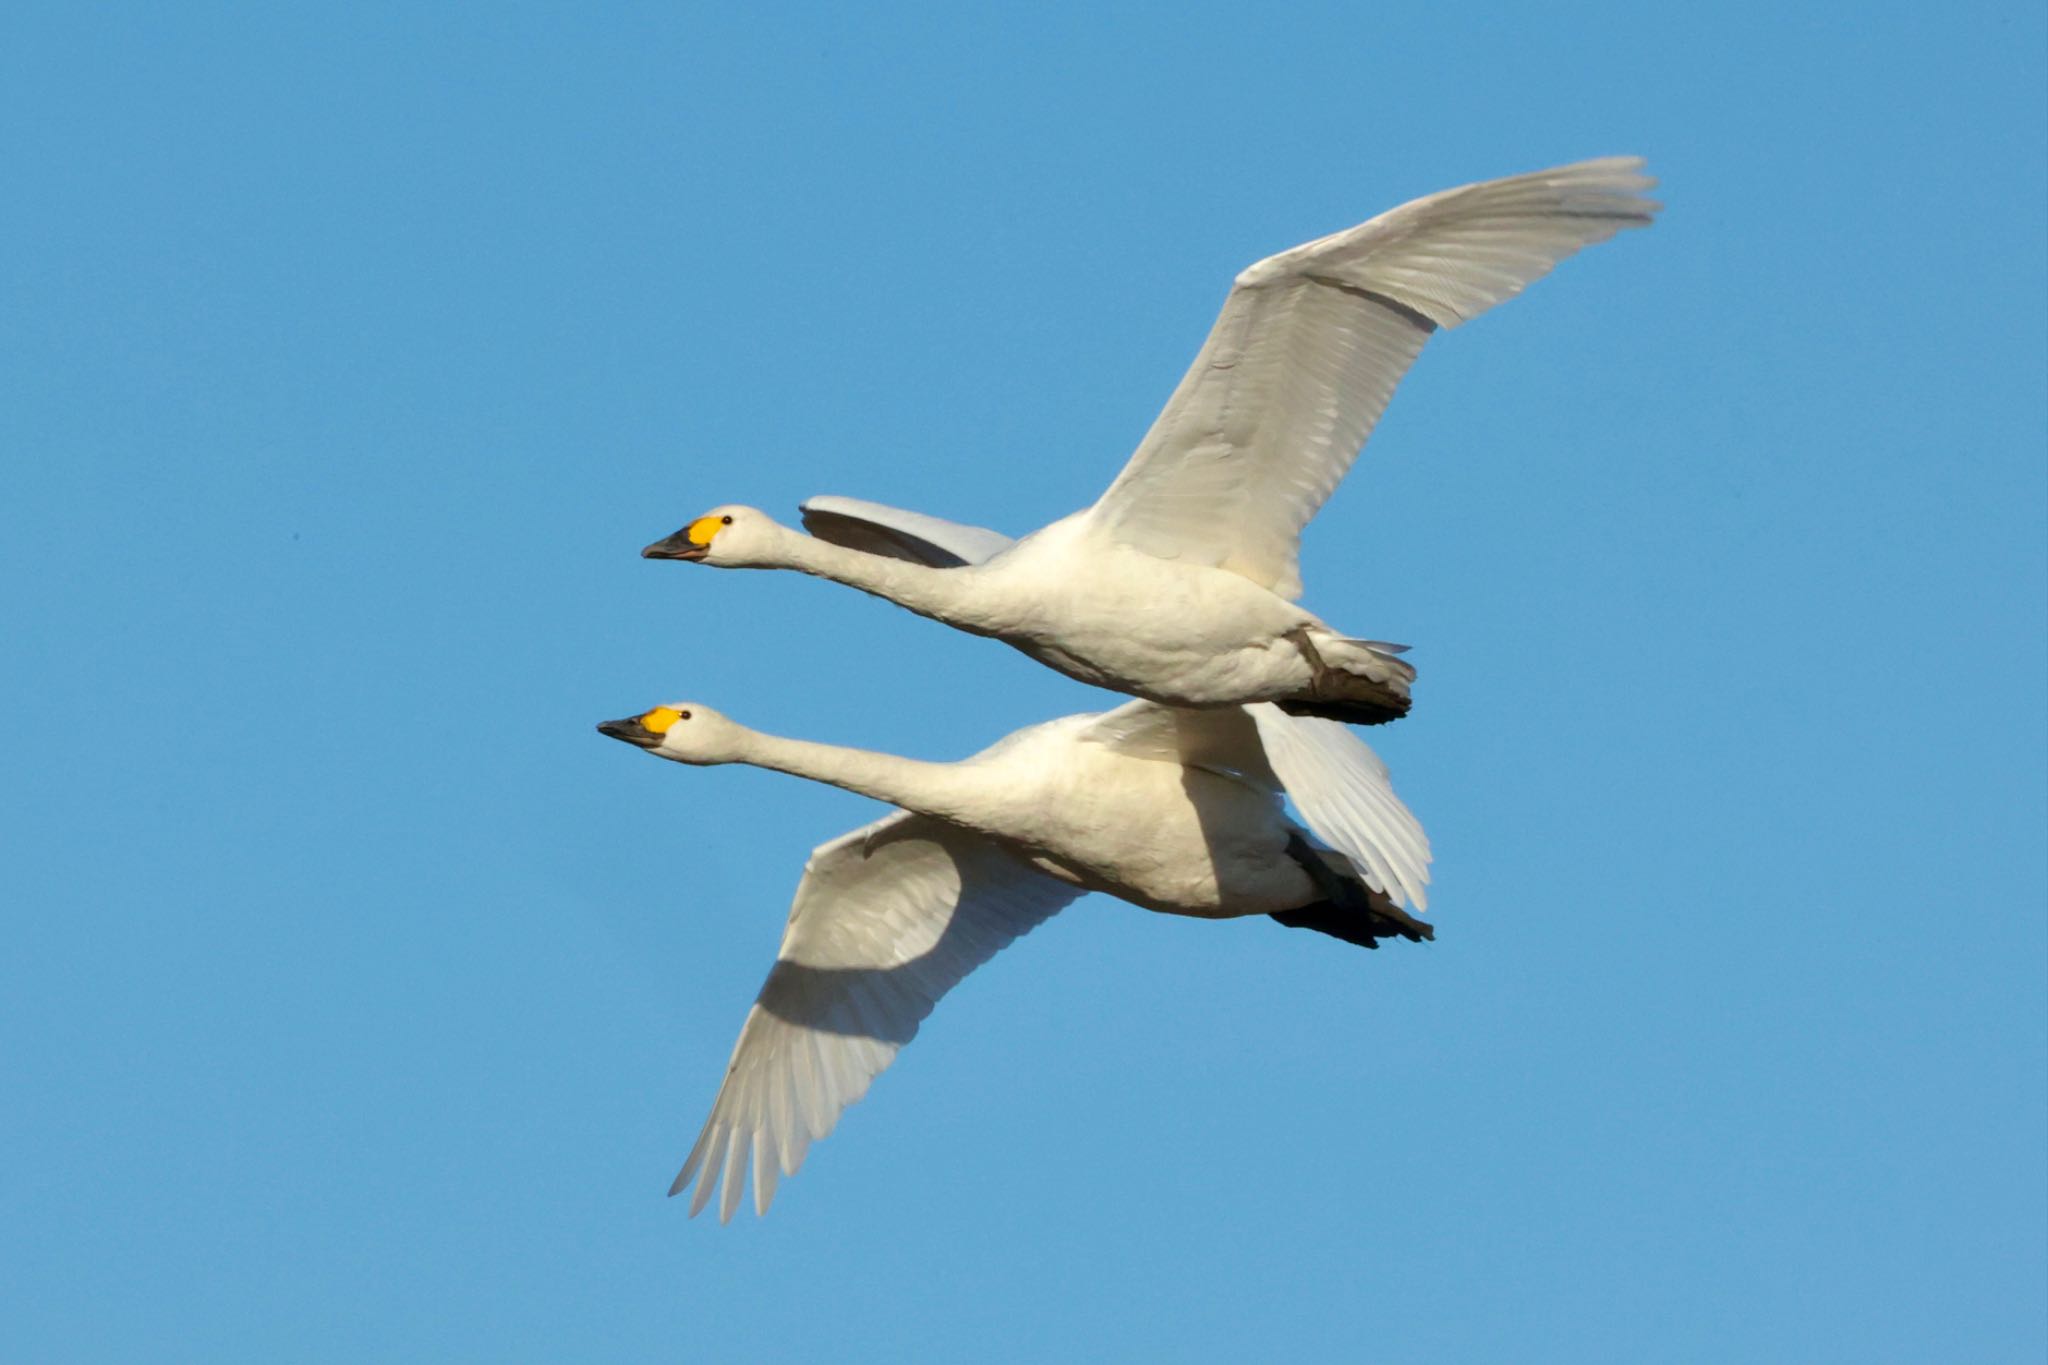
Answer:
[670, 812, 1079, 1220]
[799, 495, 1015, 568]
[1090, 157, 1659, 597]
[1247, 704, 1432, 911]
[1083, 701, 1431, 911]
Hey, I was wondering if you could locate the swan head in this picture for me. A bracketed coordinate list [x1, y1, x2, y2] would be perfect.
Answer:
[641, 505, 782, 567]
[596, 702, 748, 765]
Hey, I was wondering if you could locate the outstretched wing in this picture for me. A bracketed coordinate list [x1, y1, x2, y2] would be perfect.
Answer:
[673, 812, 1078, 1221]
[1088, 157, 1659, 598]
[799, 495, 1015, 568]
[1082, 700, 1431, 911]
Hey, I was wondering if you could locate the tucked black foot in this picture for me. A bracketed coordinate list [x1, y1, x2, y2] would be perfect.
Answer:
[1275, 695, 1410, 726]
[1275, 833, 1434, 949]
[1271, 900, 1433, 949]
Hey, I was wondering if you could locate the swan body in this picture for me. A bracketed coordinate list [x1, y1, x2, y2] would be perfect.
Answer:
[648, 157, 1660, 721]
[597, 698, 1431, 1219]
[669, 506, 1386, 711]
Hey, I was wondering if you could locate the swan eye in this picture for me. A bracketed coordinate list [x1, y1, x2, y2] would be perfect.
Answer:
[678, 709, 692, 721]
[640, 706, 684, 735]
[720, 515, 732, 525]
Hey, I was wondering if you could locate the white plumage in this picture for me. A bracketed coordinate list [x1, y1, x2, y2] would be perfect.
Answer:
[672, 812, 1079, 1223]
[599, 698, 1431, 1220]
[648, 157, 1659, 722]
[612, 157, 1663, 1218]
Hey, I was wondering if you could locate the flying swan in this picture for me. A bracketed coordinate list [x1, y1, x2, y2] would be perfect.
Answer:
[644, 157, 1659, 723]
[597, 698, 1431, 1219]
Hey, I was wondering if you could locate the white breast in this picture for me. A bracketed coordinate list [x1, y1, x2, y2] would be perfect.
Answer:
[975, 520, 1319, 705]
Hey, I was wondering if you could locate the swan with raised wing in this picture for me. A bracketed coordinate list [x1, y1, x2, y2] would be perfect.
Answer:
[596, 697, 1431, 1220]
[644, 157, 1658, 723]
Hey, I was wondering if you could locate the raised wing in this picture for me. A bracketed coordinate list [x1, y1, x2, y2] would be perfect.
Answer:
[799, 495, 1015, 568]
[1246, 704, 1430, 911]
[1082, 700, 1431, 911]
[1089, 157, 1659, 598]
[673, 812, 1078, 1221]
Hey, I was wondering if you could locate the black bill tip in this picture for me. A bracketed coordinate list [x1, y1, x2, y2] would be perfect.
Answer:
[641, 532, 705, 562]
[597, 717, 661, 748]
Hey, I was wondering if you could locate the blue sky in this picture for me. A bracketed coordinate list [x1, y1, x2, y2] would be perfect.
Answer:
[4, 2, 2043, 1360]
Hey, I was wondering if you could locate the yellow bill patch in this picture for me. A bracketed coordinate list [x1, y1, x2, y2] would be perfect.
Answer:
[640, 706, 684, 735]
[685, 515, 725, 547]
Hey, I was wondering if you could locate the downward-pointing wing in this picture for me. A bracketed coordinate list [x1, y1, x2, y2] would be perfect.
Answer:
[673, 811, 1078, 1221]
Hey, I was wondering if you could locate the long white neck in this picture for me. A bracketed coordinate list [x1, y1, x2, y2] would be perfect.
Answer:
[727, 726, 988, 824]
[770, 532, 1006, 634]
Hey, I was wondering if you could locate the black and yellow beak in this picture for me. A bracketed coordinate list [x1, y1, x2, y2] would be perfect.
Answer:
[598, 705, 685, 749]
[642, 514, 724, 562]
[641, 531, 705, 562]
[597, 716, 663, 748]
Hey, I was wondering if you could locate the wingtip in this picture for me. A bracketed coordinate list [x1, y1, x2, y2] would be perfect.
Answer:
[1546, 155, 1661, 213]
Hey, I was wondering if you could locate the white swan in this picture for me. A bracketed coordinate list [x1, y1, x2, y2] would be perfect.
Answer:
[646, 157, 1659, 723]
[597, 698, 1431, 1220]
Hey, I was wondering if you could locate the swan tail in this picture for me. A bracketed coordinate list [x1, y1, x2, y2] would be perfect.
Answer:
[1279, 631, 1416, 726]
